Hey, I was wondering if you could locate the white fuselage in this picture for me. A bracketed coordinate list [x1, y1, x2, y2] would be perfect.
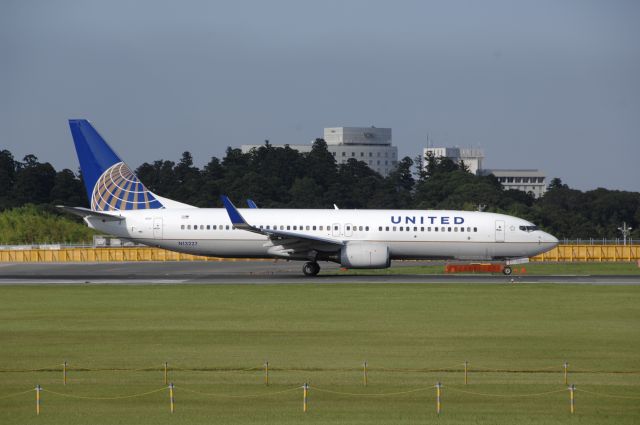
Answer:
[87, 208, 558, 262]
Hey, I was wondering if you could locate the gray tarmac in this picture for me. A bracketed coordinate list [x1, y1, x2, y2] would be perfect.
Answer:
[0, 261, 639, 285]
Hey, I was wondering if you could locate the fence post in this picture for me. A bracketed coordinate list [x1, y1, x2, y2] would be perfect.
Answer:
[63, 361, 67, 385]
[563, 361, 568, 385]
[169, 383, 175, 413]
[435, 382, 442, 415]
[164, 362, 168, 385]
[265, 361, 269, 386]
[569, 384, 575, 414]
[35, 385, 41, 415]
[303, 383, 309, 413]
[363, 361, 368, 386]
[464, 361, 468, 385]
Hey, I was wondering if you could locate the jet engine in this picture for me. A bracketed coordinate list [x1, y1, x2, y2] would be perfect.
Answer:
[340, 243, 390, 269]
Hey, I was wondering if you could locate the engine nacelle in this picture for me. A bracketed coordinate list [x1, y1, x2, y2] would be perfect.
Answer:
[340, 243, 390, 269]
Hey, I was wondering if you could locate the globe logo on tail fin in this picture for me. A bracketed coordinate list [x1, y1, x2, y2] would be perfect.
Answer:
[91, 162, 163, 211]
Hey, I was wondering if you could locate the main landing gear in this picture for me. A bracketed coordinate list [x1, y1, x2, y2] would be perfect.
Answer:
[302, 261, 320, 277]
[502, 266, 513, 276]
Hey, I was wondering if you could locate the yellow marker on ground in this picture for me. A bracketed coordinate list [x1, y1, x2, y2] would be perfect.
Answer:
[169, 383, 175, 413]
[363, 361, 368, 386]
[435, 382, 442, 415]
[303, 383, 309, 412]
[569, 384, 575, 414]
[35, 385, 41, 415]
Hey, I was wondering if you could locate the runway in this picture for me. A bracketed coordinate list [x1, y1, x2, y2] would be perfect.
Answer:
[1, 261, 639, 285]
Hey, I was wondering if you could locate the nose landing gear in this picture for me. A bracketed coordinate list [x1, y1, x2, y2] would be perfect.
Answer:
[302, 261, 320, 277]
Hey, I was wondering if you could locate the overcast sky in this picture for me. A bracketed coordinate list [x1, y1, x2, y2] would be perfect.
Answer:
[2, 0, 639, 191]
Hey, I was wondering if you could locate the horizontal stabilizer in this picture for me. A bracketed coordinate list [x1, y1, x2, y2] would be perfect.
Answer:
[56, 205, 123, 221]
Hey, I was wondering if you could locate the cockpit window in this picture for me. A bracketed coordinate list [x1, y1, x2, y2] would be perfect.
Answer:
[519, 225, 539, 232]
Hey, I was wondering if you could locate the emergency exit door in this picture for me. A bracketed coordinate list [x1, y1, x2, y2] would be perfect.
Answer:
[153, 217, 163, 239]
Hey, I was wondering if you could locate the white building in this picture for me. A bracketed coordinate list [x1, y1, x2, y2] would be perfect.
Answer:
[242, 127, 398, 176]
[422, 147, 484, 175]
[422, 145, 547, 198]
[481, 169, 547, 198]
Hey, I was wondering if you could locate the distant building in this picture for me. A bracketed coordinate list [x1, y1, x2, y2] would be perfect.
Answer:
[422, 147, 484, 175]
[481, 169, 547, 198]
[242, 126, 398, 176]
[422, 145, 546, 198]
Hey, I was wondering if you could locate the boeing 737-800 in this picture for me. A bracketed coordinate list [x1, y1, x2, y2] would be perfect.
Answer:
[59, 120, 559, 276]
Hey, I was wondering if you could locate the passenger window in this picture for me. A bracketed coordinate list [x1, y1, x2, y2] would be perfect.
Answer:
[200, 225, 204, 230]
[448, 227, 451, 232]
[474, 227, 478, 232]
[385, 226, 389, 231]
[460, 227, 464, 232]
[434, 227, 438, 232]
[365, 226, 369, 231]
[346, 226, 350, 231]
[181, 225, 185, 230]
[467, 227, 471, 232]
[334, 226, 338, 230]
[319, 226, 323, 231]
[454, 227, 458, 232]
[313, 226, 316, 230]
[399, 226, 403, 231]
[226, 225, 230, 230]
[280, 225, 284, 230]
[393, 226, 396, 231]
[287, 226, 291, 230]
[293, 226, 297, 230]
[420, 227, 424, 232]
[414, 226, 417, 232]
[306, 226, 310, 230]
[428, 227, 431, 232]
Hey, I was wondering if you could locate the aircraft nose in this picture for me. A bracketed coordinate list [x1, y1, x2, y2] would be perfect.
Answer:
[544, 232, 559, 247]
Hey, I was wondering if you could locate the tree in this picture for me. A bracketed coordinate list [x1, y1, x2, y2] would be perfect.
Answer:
[0, 150, 17, 210]
[13, 155, 56, 205]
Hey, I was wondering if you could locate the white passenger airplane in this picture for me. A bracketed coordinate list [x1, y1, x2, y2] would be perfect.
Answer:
[60, 120, 558, 276]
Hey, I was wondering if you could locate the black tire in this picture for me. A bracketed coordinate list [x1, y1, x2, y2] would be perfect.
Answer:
[502, 266, 512, 276]
[303, 262, 320, 277]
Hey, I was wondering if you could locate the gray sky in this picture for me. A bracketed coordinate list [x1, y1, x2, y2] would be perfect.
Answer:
[2, 0, 639, 191]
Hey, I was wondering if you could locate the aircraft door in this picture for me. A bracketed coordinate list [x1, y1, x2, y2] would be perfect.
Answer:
[153, 217, 163, 239]
[344, 223, 353, 237]
[332, 223, 341, 237]
[495, 220, 505, 242]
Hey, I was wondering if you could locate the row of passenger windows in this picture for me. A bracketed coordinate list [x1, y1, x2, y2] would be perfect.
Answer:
[180, 224, 478, 233]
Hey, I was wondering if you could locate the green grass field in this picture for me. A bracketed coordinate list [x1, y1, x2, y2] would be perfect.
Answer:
[1, 283, 639, 424]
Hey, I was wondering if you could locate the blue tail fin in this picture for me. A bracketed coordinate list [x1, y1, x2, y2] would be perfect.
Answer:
[68, 119, 163, 211]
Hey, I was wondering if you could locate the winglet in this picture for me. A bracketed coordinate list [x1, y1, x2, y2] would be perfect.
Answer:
[220, 195, 251, 229]
[246, 199, 258, 209]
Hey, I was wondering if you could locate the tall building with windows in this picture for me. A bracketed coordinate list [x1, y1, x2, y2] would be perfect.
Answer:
[241, 126, 398, 176]
[422, 147, 484, 175]
[480, 169, 547, 198]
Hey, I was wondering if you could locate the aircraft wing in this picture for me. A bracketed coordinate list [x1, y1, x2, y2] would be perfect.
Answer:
[57, 205, 124, 221]
[220, 196, 344, 250]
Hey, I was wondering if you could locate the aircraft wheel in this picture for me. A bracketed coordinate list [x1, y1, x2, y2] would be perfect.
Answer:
[303, 262, 320, 277]
[502, 266, 512, 276]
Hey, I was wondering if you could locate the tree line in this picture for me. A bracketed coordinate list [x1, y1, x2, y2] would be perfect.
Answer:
[1, 141, 638, 240]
